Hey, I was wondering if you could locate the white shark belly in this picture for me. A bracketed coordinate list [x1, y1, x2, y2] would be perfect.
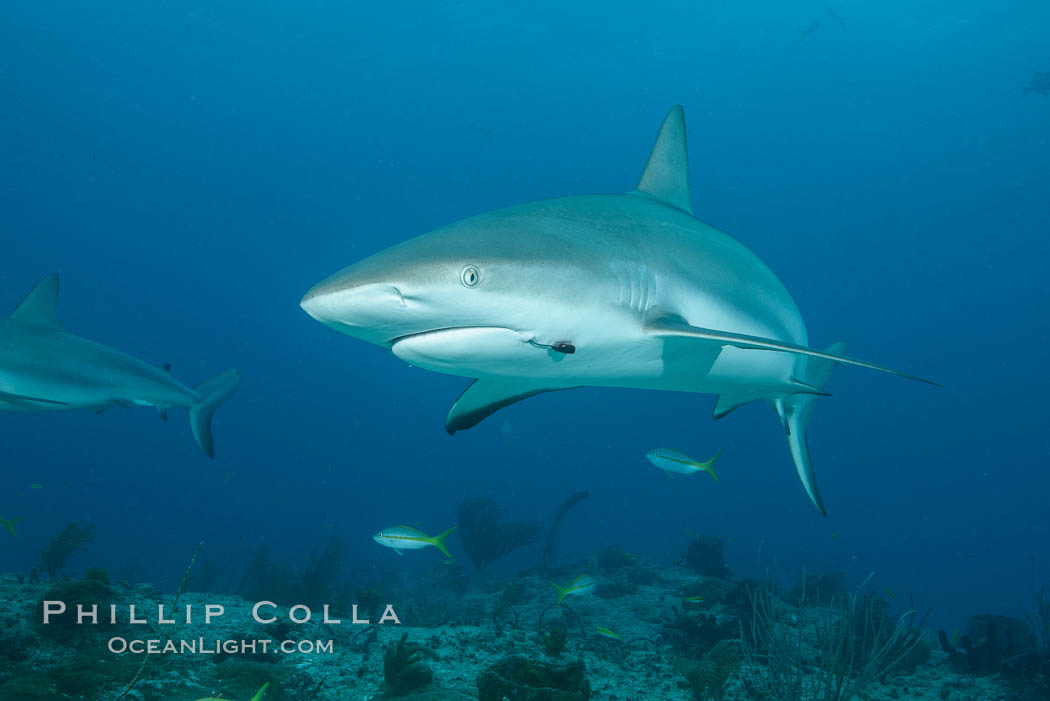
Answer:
[389, 323, 797, 399]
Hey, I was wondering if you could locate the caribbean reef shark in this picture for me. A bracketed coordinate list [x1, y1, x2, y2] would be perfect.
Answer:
[0, 275, 240, 457]
[301, 106, 935, 515]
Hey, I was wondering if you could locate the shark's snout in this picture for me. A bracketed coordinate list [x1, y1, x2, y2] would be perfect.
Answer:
[301, 280, 406, 326]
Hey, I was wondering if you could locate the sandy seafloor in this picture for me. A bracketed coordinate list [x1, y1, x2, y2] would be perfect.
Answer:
[0, 567, 1014, 701]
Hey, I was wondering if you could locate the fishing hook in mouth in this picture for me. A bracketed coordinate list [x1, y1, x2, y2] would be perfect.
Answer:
[528, 339, 576, 354]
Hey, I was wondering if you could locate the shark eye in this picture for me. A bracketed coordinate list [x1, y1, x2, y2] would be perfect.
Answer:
[461, 265, 481, 288]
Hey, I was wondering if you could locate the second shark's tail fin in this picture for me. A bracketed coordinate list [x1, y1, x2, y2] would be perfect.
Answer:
[774, 341, 847, 517]
[188, 369, 241, 458]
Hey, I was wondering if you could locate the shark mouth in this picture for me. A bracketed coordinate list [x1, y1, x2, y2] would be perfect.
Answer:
[388, 325, 519, 347]
[390, 326, 566, 375]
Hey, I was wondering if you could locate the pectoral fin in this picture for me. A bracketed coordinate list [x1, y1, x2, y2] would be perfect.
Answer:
[445, 379, 575, 434]
[0, 390, 68, 407]
[645, 317, 937, 385]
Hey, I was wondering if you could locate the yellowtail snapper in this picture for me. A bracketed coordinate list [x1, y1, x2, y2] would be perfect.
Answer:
[553, 575, 597, 604]
[646, 448, 721, 480]
[373, 525, 456, 558]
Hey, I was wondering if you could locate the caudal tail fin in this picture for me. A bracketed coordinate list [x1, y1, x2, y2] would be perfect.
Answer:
[429, 526, 457, 559]
[775, 341, 847, 517]
[188, 369, 241, 458]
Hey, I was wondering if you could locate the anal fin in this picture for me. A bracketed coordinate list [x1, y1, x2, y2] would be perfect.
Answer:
[446, 378, 574, 434]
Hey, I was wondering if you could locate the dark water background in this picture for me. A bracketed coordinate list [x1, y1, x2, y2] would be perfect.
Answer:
[2, 1, 1048, 632]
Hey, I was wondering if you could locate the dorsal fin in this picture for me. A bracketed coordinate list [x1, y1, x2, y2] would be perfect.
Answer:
[8, 274, 63, 330]
[633, 105, 692, 214]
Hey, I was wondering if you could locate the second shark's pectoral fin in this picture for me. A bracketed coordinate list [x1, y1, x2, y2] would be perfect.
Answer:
[8, 274, 63, 330]
[0, 390, 68, 407]
[645, 316, 938, 385]
[446, 379, 575, 434]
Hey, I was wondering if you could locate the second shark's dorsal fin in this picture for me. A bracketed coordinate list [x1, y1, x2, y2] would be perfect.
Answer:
[632, 105, 692, 214]
[8, 274, 63, 330]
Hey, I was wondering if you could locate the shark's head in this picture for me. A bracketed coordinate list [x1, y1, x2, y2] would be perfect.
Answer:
[300, 105, 695, 380]
[300, 215, 594, 377]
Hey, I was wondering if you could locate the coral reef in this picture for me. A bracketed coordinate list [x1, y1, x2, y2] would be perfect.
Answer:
[675, 638, 742, 701]
[662, 608, 736, 659]
[477, 656, 590, 701]
[684, 534, 732, 579]
[0, 549, 1026, 701]
[383, 632, 440, 696]
[300, 537, 347, 609]
[237, 539, 350, 612]
[938, 614, 1035, 675]
[595, 547, 634, 575]
[458, 497, 543, 574]
[789, 571, 847, 607]
[741, 575, 928, 700]
[37, 570, 115, 632]
[541, 623, 568, 656]
[37, 521, 96, 578]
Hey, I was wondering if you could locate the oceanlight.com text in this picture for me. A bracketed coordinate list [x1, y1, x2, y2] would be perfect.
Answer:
[107, 637, 335, 655]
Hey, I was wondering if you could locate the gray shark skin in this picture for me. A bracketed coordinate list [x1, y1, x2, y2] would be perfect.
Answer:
[301, 106, 935, 515]
[0, 275, 240, 458]
[1021, 70, 1050, 97]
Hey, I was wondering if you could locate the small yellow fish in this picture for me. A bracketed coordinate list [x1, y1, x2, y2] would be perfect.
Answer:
[373, 526, 456, 558]
[684, 596, 704, 602]
[883, 588, 896, 601]
[222, 472, 235, 483]
[646, 449, 721, 480]
[1, 517, 24, 538]
[27, 483, 43, 489]
[553, 575, 597, 604]
[624, 553, 637, 559]
[831, 532, 840, 540]
[951, 629, 960, 643]
[595, 627, 621, 640]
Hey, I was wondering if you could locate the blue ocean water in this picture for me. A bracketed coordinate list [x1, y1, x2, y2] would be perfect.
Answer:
[1, 0, 1047, 639]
